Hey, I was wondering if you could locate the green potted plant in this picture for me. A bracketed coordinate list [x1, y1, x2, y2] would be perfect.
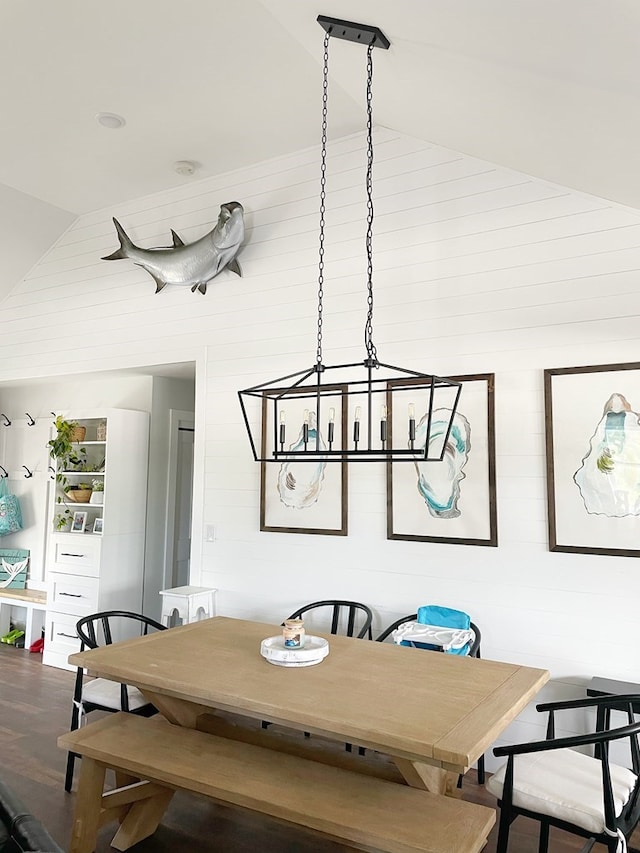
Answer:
[90, 479, 104, 505]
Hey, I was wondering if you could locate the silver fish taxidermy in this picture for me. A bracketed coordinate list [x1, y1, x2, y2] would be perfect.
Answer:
[101, 201, 244, 295]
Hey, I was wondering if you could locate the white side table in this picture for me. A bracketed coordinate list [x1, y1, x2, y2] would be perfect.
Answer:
[159, 585, 217, 627]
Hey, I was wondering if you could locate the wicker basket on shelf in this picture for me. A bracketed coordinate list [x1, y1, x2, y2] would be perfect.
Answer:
[65, 489, 92, 503]
[70, 426, 86, 442]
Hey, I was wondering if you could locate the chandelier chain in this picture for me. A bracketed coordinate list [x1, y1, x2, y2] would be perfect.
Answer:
[364, 43, 377, 363]
[316, 30, 330, 367]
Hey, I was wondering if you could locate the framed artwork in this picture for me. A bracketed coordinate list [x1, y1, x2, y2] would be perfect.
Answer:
[260, 385, 348, 536]
[387, 373, 497, 546]
[71, 511, 87, 533]
[545, 361, 640, 557]
[92, 517, 103, 535]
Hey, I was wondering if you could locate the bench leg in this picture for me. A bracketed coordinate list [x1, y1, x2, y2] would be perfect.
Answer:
[70, 756, 174, 853]
[111, 786, 174, 851]
[69, 757, 106, 853]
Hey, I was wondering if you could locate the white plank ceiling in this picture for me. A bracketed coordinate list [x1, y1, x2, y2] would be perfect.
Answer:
[1, 0, 639, 300]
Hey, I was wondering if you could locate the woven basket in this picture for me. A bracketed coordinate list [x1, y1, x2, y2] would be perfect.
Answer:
[66, 489, 92, 503]
[70, 426, 86, 442]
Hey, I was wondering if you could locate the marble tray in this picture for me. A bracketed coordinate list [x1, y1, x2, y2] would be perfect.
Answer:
[260, 635, 329, 667]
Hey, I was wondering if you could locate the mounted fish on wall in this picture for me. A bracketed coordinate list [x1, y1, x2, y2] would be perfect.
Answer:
[101, 201, 244, 295]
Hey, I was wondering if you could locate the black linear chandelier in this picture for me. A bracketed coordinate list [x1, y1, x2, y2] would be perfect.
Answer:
[239, 15, 461, 463]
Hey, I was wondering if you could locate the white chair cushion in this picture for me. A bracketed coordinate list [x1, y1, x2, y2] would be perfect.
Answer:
[81, 678, 149, 711]
[487, 748, 637, 834]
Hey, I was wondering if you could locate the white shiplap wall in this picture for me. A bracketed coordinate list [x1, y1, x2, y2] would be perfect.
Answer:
[3, 127, 640, 764]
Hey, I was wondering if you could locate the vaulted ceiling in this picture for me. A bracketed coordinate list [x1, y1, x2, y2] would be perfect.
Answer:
[1, 0, 638, 301]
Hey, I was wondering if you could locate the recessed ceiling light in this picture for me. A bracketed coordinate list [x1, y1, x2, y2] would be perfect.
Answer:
[96, 112, 126, 129]
[173, 160, 198, 176]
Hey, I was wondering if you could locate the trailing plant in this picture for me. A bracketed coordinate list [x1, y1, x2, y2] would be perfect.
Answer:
[53, 507, 73, 531]
[47, 415, 87, 530]
[92, 479, 104, 492]
[47, 415, 87, 477]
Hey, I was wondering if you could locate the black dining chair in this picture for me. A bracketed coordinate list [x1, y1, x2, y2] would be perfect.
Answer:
[376, 611, 484, 784]
[64, 610, 166, 792]
[285, 599, 374, 640]
[487, 694, 640, 853]
[262, 599, 373, 752]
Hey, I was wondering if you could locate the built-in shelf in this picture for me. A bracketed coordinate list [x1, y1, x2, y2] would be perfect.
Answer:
[44, 409, 150, 670]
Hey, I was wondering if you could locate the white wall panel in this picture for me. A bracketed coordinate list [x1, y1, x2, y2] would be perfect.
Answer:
[2, 126, 640, 760]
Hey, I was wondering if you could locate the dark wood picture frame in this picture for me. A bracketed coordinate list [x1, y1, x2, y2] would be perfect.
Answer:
[260, 385, 348, 536]
[545, 361, 640, 557]
[386, 373, 497, 546]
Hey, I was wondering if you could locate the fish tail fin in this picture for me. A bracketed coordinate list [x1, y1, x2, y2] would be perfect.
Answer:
[227, 257, 242, 277]
[101, 218, 135, 261]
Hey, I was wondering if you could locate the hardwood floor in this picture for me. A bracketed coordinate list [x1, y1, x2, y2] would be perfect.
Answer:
[0, 644, 594, 853]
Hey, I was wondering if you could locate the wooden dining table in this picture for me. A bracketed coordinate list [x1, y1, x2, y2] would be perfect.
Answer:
[68, 615, 548, 796]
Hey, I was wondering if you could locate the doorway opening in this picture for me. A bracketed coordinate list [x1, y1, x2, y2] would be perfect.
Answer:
[164, 410, 195, 590]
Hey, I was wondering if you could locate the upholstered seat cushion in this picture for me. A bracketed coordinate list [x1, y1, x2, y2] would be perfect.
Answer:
[487, 747, 637, 834]
[82, 678, 149, 711]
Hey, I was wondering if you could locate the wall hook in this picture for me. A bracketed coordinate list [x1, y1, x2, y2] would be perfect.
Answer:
[0, 466, 7, 478]
[1, 414, 10, 426]
[25, 413, 35, 426]
[22, 465, 33, 478]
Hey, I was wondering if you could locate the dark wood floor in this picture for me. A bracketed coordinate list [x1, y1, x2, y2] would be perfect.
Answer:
[0, 643, 593, 853]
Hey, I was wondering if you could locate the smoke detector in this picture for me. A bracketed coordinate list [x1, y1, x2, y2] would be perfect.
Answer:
[173, 160, 198, 176]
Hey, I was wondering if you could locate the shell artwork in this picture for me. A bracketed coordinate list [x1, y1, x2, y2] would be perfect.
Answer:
[574, 392, 640, 517]
[277, 413, 327, 509]
[413, 408, 471, 519]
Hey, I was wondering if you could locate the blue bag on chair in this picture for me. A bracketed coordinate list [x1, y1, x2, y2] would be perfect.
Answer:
[401, 604, 472, 655]
[0, 479, 23, 537]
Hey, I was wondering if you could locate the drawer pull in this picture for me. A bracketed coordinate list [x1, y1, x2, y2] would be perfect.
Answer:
[59, 592, 83, 598]
[56, 632, 78, 639]
[60, 552, 85, 558]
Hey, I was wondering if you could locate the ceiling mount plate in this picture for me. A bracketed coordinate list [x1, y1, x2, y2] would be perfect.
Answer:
[317, 15, 390, 50]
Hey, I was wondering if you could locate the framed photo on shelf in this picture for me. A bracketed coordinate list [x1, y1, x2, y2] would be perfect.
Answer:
[545, 361, 640, 557]
[70, 511, 88, 534]
[260, 385, 348, 536]
[92, 517, 103, 535]
[387, 373, 497, 546]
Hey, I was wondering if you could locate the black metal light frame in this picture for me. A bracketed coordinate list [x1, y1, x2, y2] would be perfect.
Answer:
[239, 16, 462, 463]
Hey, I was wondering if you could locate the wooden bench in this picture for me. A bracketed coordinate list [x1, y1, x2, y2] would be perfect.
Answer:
[59, 712, 495, 853]
[0, 588, 46, 649]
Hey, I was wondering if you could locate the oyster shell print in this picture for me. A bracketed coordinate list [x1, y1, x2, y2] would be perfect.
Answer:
[574, 392, 640, 517]
[277, 412, 327, 509]
[413, 408, 471, 519]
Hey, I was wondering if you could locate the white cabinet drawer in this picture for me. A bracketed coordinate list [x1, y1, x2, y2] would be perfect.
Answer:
[52, 536, 101, 576]
[49, 572, 99, 616]
[43, 610, 82, 671]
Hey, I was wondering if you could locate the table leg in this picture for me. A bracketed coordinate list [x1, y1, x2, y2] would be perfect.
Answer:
[142, 690, 211, 728]
[393, 758, 462, 798]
